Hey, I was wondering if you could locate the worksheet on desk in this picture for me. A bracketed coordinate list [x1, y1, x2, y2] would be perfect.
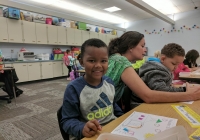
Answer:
[111, 111, 177, 140]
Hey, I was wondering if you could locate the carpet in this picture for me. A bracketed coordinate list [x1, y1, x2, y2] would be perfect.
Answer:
[0, 77, 70, 140]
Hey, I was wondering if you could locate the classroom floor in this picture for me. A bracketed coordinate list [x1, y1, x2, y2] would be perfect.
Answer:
[0, 77, 69, 140]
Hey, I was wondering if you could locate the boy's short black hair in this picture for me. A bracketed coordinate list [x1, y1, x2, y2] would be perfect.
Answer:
[161, 43, 185, 58]
[81, 38, 107, 58]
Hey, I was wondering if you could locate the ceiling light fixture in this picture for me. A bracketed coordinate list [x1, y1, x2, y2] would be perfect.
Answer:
[104, 6, 121, 12]
[142, 0, 179, 15]
[28, 0, 127, 24]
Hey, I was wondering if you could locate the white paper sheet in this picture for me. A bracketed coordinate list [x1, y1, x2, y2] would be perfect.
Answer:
[111, 111, 177, 140]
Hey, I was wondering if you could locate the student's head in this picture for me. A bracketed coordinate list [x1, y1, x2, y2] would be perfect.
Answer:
[80, 39, 108, 83]
[108, 31, 146, 61]
[77, 53, 82, 63]
[185, 49, 199, 64]
[154, 50, 161, 58]
[160, 43, 185, 72]
[66, 49, 71, 54]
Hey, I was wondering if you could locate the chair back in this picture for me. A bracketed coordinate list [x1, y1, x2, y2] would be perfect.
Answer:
[57, 106, 69, 140]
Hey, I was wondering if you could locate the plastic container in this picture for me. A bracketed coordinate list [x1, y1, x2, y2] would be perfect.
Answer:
[46, 17, 52, 25]
[3, 7, 20, 19]
[97, 133, 136, 140]
[179, 72, 191, 77]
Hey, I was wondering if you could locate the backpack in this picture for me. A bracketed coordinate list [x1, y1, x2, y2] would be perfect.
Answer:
[63, 55, 70, 66]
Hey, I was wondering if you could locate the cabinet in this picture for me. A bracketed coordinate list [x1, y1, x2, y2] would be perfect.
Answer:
[27, 62, 41, 81]
[106, 34, 117, 46]
[41, 62, 53, 79]
[62, 62, 69, 76]
[82, 30, 90, 43]
[53, 61, 63, 77]
[66, 28, 82, 46]
[74, 29, 82, 46]
[13, 63, 29, 83]
[7, 19, 23, 43]
[47, 25, 58, 45]
[90, 31, 98, 39]
[0, 17, 8, 42]
[98, 33, 107, 44]
[22, 21, 36, 44]
[57, 26, 67, 45]
[36, 23, 47, 44]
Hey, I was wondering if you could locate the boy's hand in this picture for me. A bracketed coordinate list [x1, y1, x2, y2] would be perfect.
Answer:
[186, 82, 200, 100]
[82, 119, 102, 137]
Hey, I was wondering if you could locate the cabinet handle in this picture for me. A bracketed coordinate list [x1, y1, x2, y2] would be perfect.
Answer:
[32, 41, 35, 42]
[59, 42, 61, 43]
[49, 64, 51, 65]
[10, 39, 14, 41]
[53, 63, 55, 64]
[23, 65, 26, 66]
[55, 42, 57, 43]
[38, 41, 41, 42]
[29, 65, 32, 66]
[3, 39, 7, 40]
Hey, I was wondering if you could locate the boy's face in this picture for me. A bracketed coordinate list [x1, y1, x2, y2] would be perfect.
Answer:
[80, 46, 108, 83]
[160, 54, 184, 72]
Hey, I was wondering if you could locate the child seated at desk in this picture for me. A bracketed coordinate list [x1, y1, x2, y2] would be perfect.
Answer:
[61, 39, 123, 140]
[139, 43, 186, 92]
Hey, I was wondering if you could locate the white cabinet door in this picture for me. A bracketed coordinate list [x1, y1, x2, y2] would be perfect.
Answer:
[4, 64, 13, 67]
[74, 29, 82, 46]
[47, 25, 58, 45]
[22, 21, 36, 44]
[13, 63, 29, 83]
[57, 26, 66, 45]
[41, 62, 53, 79]
[27, 62, 41, 81]
[0, 17, 8, 42]
[98, 33, 107, 44]
[89, 31, 98, 39]
[62, 62, 68, 76]
[82, 30, 89, 43]
[36, 23, 47, 44]
[66, 28, 75, 45]
[53, 61, 63, 77]
[7, 19, 23, 43]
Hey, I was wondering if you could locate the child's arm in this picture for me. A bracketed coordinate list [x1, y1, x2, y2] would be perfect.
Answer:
[61, 85, 85, 139]
[142, 71, 186, 92]
[82, 120, 102, 137]
[113, 102, 124, 117]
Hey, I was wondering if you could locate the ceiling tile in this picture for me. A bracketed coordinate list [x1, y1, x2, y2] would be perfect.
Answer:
[170, 0, 193, 6]
[177, 3, 195, 12]
[78, 0, 107, 7]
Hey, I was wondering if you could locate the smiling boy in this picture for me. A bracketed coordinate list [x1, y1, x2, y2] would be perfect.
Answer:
[139, 43, 186, 92]
[61, 39, 123, 140]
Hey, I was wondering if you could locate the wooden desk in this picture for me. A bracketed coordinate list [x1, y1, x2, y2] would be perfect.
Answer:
[0, 67, 17, 104]
[76, 70, 85, 73]
[82, 100, 200, 140]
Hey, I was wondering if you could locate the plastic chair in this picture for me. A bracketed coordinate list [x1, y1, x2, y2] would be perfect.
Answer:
[0, 82, 11, 103]
[57, 106, 69, 140]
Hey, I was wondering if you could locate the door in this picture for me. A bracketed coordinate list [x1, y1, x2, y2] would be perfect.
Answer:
[22, 21, 36, 44]
[89, 31, 98, 39]
[41, 62, 53, 79]
[57, 26, 67, 45]
[98, 33, 107, 44]
[82, 30, 89, 43]
[47, 25, 58, 45]
[53, 61, 63, 77]
[7, 19, 23, 43]
[66, 28, 75, 45]
[36, 23, 47, 44]
[13, 63, 29, 83]
[28, 62, 41, 81]
[74, 29, 82, 46]
[0, 17, 8, 42]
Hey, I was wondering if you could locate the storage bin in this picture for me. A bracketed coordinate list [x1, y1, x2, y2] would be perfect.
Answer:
[23, 12, 33, 22]
[46, 17, 52, 25]
[52, 17, 59, 25]
[77, 22, 86, 30]
[3, 7, 20, 19]
[97, 133, 136, 140]
[33, 14, 46, 24]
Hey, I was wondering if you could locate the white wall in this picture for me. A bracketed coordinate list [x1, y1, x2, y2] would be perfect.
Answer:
[125, 10, 200, 57]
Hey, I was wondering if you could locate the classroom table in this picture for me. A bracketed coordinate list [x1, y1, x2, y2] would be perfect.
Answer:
[0, 67, 17, 104]
[76, 70, 85, 73]
[179, 75, 200, 83]
[82, 100, 200, 140]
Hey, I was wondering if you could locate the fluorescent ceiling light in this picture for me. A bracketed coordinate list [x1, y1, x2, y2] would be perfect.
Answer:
[28, 0, 127, 24]
[104, 6, 121, 12]
[142, 0, 180, 15]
